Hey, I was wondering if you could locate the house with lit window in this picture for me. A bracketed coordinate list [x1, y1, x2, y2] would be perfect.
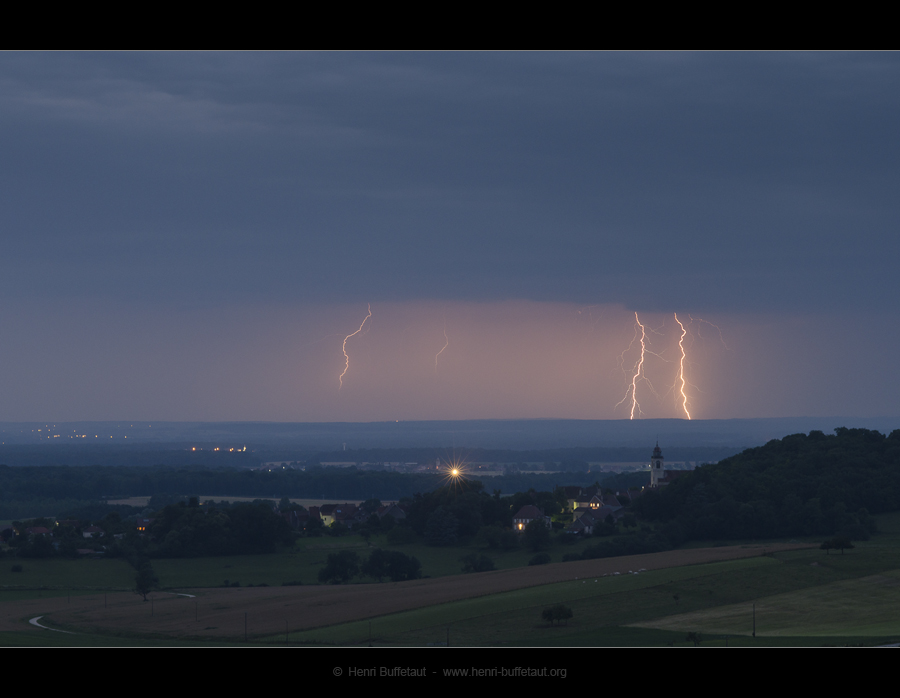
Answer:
[512, 505, 551, 531]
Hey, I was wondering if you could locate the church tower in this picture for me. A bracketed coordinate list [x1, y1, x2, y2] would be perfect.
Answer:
[650, 441, 664, 487]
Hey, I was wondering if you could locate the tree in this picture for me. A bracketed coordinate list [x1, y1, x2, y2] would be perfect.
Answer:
[360, 498, 383, 515]
[362, 549, 422, 582]
[15, 534, 55, 559]
[822, 536, 854, 555]
[541, 603, 572, 626]
[425, 507, 459, 546]
[834, 536, 854, 554]
[134, 563, 158, 601]
[523, 518, 551, 552]
[304, 517, 325, 537]
[318, 551, 360, 584]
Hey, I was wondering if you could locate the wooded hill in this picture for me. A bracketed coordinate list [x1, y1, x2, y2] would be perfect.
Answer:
[635, 428, 897, 542]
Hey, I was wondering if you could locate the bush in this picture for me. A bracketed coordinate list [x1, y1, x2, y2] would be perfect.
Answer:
[528, 553, 551, 566]
[460, 553, 495, 573]
[10, 564, 22, 573]
[318, 550, 360, 584]
[524, 519, 551, 552]
[541, 603, 573, 626]
[362, 549, 422, 582]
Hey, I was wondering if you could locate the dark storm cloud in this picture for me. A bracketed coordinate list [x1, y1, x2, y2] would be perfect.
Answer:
[1, 52, 898, 312]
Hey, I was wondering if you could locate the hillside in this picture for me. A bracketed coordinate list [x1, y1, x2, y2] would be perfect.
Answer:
[635, 428, 899, 542]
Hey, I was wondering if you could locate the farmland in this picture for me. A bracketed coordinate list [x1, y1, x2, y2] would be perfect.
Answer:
[3, 543, 800, 643]
[4, 428, 900, 647]
[4, 527, 900, 646]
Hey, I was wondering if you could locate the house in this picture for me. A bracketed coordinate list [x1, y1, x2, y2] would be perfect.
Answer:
[24, 526, 51, 537]
[512, 505, 551, 531]
[319, 503, 359, 528]
[135, 518, 154, 532]
[573, 492, 604, 512]
[377, 503, 406, 522]
[565, 506, 621, 535]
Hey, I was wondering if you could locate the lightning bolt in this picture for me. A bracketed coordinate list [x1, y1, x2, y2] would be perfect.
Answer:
[338, 303, 371, 389]
[674, 312, 691, 420]
[690, 315, 730, 350]
[629, 312, 648, 419]
[615, 312, 648, 419]
[435, 322, 449, 372]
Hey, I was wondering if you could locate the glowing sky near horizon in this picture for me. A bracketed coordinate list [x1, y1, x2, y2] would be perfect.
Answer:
[1, 52, 899, 421]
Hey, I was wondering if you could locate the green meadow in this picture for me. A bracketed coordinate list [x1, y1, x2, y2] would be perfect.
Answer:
[275, 513, 900, 647]
[5, 513, 900, 646]
[279, 543, 900, 647]
[0, 533, 606, 591]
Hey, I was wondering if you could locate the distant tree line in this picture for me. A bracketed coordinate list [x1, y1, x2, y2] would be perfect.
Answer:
[302, 445, 736, 467]
[144, 499, 294, 557]
[0, 463, 636, 520]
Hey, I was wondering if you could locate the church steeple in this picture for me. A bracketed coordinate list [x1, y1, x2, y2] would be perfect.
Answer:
[650, 441, 664, 487]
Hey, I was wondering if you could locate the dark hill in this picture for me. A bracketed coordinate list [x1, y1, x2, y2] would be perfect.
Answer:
[634, 428, 899, 542]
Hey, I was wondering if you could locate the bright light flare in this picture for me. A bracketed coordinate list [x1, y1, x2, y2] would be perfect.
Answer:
[339, 303, 372, 389]
[439, 458, 471, 489]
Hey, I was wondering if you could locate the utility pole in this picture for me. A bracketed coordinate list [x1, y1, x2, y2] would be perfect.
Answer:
[752, 603, 756, 638]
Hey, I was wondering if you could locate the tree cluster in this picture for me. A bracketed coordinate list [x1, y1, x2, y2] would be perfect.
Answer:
[541, 603, 572, 626]
[318, 549, 422, 584]
[146, 500, 293, 557]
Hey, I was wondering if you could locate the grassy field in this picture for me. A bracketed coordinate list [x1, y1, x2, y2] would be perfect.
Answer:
[22, 545, 790, 643]
[4, 513, 900, 646]
[0, 558, 135, 590]
[1, 531, 634, 589]
[279, 541, 900, 647]
[0, 533, 553, 591]
[634, 569, 900, 637]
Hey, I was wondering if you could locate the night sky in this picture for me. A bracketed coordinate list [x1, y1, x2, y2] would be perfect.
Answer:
[1, 52, 898, 422]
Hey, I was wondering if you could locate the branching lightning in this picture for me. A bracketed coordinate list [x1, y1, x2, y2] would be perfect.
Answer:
[690, 315, 730, 350]
[629, 313, 647, 419]
[614, 311, 727, 419]
[338, 303, 372, 389]
[674, 312, 691, 420]
[616, 312, 649, 419]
